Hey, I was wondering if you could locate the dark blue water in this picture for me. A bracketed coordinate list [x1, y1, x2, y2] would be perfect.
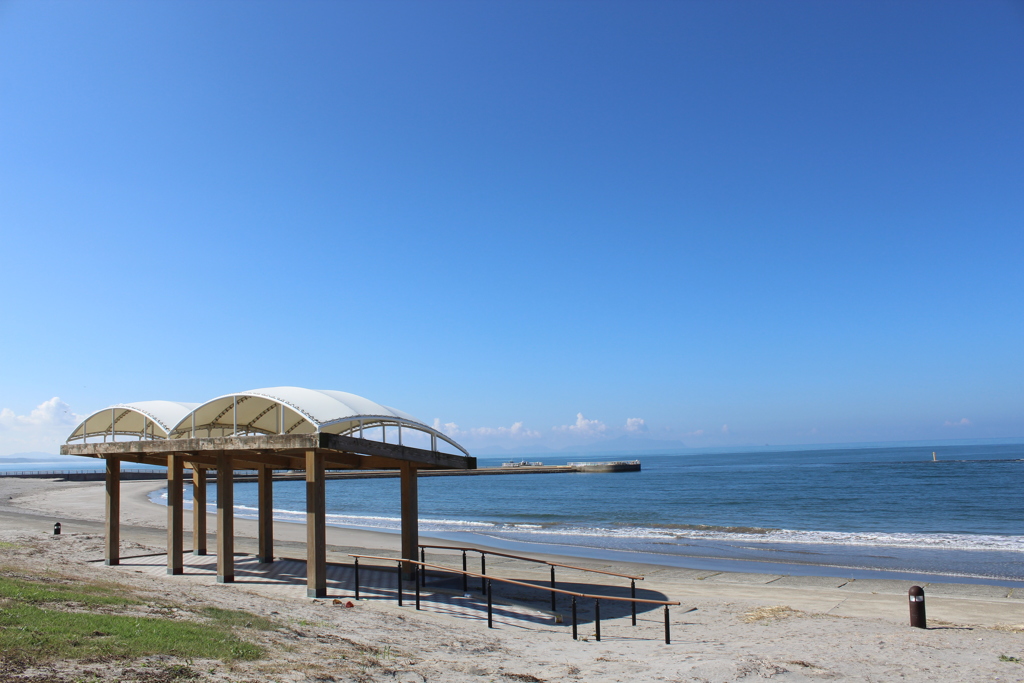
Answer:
[155, 444, 1023, 583]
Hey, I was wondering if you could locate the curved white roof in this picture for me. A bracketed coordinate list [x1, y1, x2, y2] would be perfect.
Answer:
[167, 387, 468, 456]
[67, 401, 200, 442]
[66, 387, 468, 457]
[232, 387, 421, 427]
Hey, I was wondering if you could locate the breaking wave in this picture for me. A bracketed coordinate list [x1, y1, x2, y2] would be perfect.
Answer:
[150, 489, 1022, 552]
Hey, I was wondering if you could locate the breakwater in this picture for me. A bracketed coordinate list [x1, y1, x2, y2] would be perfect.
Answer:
[233, 461, 641, 482]
[0, 462, 641, 483]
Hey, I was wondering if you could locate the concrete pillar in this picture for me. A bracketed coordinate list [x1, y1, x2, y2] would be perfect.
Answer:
[166, 453, 184, 575]
[105, 457, 120, 566]
[257, 464, 274, 563]
[216, 452, 234, 583]
[400, 461, 419, 579]
[192, 466, 207, 555]
[305, 450, 326, 598]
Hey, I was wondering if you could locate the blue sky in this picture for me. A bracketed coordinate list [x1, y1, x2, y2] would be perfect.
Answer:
[1, 0, 1022, 455]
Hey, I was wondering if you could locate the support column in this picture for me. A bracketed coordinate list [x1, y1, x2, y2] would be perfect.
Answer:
[166, 454, 184, 575]
[216, 452, 234, 583]
[105, 457, 120, 566]
[257, 464, 274, 563]
[305, 450, 326, 598]
[400, 461, 419, 579]
[192, 466, 207, 555]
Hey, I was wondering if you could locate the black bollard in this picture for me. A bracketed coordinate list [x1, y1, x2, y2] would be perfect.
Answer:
[53, 522, 61, 535]
[550, 566, 557, 612]
[353, 558, 360, 600]
[419, 548, 426, 587]
[571, 596, 578, 640]
[631, 579, 637, 626]
[461, 550, 468, 592]
[909, 586, 926, 628]
[487, 579, 493, 628]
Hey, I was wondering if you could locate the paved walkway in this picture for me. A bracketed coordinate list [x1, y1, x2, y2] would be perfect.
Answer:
[97, 552, 559, 632]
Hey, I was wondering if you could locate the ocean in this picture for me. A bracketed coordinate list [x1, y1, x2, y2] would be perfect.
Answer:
[136, 443, 1024, 584]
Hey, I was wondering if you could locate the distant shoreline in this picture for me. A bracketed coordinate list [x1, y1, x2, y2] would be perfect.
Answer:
[7, 435, 1024, 463]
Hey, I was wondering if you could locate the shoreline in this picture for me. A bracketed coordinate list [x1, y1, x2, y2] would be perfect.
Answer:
[3, 477, 1022, 619]
[3, 495, 1023, 683]
[147, 481, 1024, 589]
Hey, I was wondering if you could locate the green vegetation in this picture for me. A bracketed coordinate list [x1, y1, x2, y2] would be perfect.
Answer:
[0, 605, 262, 661]
[200, 606, 277, 631]
[1000, 655, 1021, 663]
[0, 572, 141, 606]
[0, 571, 269, 663]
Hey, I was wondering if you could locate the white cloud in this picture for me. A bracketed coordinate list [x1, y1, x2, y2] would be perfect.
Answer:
[433, 419, 460, 436]
[683, 429, 705, 437]
[553, 413, 607, 436]
[943, 418, 971, 427]
[0, 397, 82, 455]
[432, 419, 541, 440]
[624, 417, 648, 433]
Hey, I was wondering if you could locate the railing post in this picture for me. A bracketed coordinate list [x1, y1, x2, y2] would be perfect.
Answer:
[571, 596, 577, 640]
[396, 561, 403, 607]
[480, 553, 486, 593]
[550, 566, 557, 612]
[420, 547, 426, 587]
[595, 599, 601, 641]
[354, 558, 360, 600]
[461, 550, 468, 592]
[487, 579, 493, 628]
[664, 605, 670, 644]
[631, 579, 637, 626]
[415, 564, 421, 610]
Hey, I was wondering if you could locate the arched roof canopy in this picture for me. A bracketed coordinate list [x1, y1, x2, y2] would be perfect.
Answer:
[67, 401, 200, 443]
[168, 387, 468, 457]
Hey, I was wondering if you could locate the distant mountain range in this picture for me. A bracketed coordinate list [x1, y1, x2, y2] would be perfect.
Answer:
[472, 435, 690, 457]
[0, 452, 78, 462]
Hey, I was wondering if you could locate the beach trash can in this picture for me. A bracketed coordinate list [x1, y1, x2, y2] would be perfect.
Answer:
[909, 586, 926, 628]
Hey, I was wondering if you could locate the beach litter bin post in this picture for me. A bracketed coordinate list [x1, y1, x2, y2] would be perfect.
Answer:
[909, 585, 926, 628]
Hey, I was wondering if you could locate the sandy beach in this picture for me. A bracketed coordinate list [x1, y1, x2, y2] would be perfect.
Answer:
[1, 476, 1022, 682]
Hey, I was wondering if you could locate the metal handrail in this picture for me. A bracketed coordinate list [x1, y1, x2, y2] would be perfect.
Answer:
[418, 544, 644, 580]
[349, 554, 687, 644]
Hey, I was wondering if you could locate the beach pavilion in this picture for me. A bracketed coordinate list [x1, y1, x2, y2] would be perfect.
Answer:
[60, 387, 475, 597]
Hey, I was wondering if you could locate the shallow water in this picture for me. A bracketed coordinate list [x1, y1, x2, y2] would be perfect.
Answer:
[149, 443, 1024, 584]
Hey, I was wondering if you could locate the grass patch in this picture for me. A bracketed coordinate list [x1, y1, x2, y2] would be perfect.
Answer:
[1000, 655, 1021, 663]
[0, 542, 19, 549]
[200, 607, 277, 631]
[0, 572, 142, 607]
[0, 604, 262, 661]
[743, 605, 803, 623]
[0, 571, 264, 663]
